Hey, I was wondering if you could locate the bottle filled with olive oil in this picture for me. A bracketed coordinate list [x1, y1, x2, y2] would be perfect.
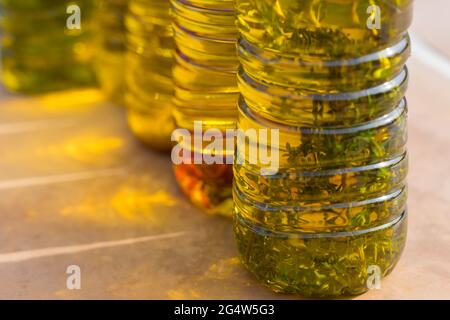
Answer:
[94, 0, 127, 104]
[125, 0, 175, 150]
[0, 0, 96, 94]
[234, 0, 412, 296]
[171, 0, 239, 216]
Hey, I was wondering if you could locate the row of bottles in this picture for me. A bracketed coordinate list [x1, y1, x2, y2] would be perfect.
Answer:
[0, 0, 413, 297]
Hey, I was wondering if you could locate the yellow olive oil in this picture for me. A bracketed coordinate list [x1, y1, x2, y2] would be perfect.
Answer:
[125, 0, 175, 150]
[0, 0, 96, 94]
[171, 0, 238, 217]
[234, 0, 412, 296]
[94, 0, 127, 104]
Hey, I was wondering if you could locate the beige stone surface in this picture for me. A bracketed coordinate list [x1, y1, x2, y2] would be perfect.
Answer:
[0, 1, 449, 299]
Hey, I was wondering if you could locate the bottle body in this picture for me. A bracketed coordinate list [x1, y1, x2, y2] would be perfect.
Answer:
[171, 0, 238, 216]
[0, 0, 96, 94]
[125, 0, 175, 150]
[94, 0, 127, 104]
[234, 0, 412, 296]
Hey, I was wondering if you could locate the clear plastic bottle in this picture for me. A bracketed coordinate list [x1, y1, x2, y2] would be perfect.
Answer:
[94, 0, 127, 104]
[171, 0, 238, 216]
[125, 0, 175, 150]
[0, 0, 96, 94]
[234, 0, 412, 296]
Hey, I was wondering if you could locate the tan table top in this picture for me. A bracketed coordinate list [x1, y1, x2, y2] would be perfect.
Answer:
[0, 0, 449, 299]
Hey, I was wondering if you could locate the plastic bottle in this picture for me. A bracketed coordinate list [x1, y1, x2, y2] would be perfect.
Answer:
[94, 0, 127, 104]
[171, 0, 238, 216]
[0, 0, 96, 94]
[125, 0, 175, 150]
[234, 0, 412, 296]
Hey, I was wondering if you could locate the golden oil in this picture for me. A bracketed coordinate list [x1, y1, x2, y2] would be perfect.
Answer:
[234, 0, 412, 296]
[94, 0, 127, 104]
[171, 0, 238, 217]
[0, 0, 96, 94]
[125, 0, 175, 150]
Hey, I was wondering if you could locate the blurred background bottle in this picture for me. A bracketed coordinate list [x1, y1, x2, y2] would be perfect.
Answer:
[171, 0, 238, 217]
[94, 0, 127, 104]
[0, 0, 96, 94]
[234, 0, 412, 296]
[125, 0, 174, 150]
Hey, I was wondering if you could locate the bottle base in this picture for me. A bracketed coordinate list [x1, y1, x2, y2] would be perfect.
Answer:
[173, 163, 234, 217]
[126, 108, 174, 152]
[234, 211, 407, 297]
[94, 49, 125, 105]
